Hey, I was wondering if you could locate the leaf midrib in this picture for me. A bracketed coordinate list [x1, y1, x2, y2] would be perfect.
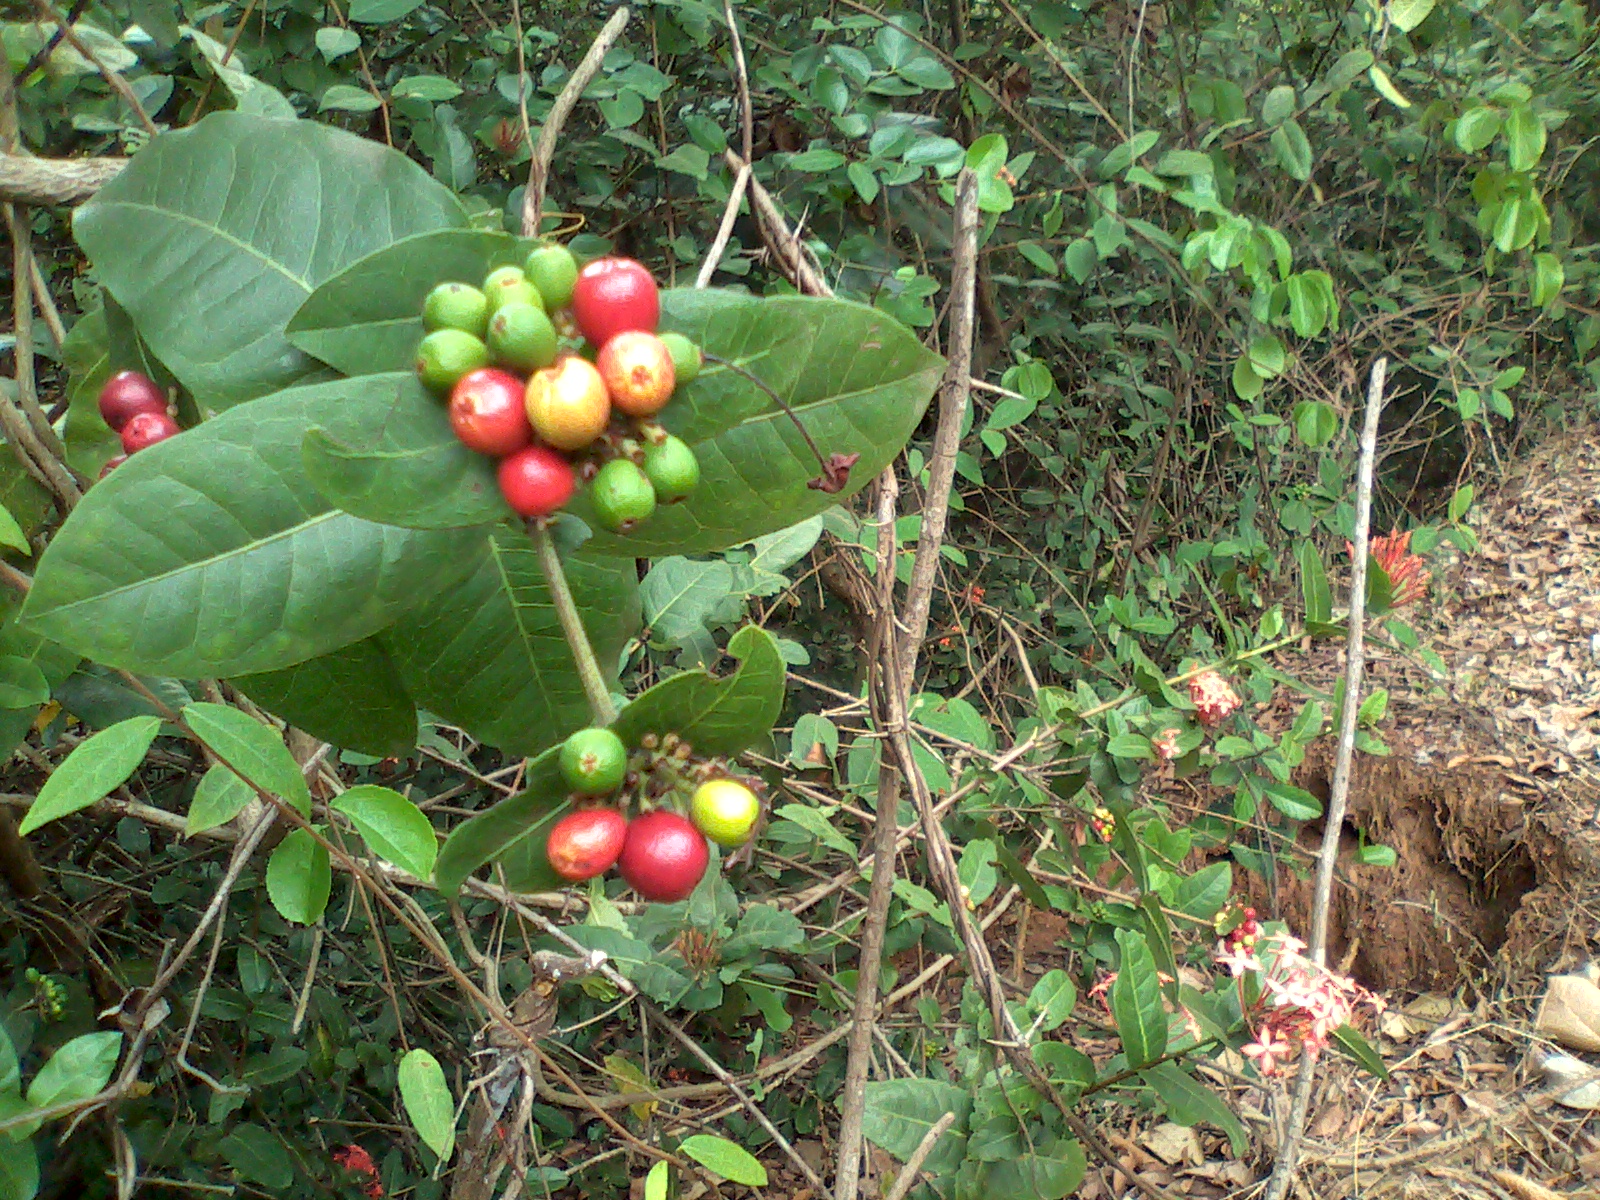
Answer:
[94, 201, 315, 292]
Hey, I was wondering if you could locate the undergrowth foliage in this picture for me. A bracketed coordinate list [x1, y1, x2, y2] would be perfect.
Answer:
[0, 0, 1586, 1195]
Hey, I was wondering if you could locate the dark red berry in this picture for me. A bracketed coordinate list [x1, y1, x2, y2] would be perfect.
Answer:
[570, 257, 660, 349]
[98, 453, 127, 480]
[617, 810, 709, 903]
[120, 411, 181, 454]
[545, 807, 629, 881]
[449, 368, 533, 457]
[97, 371, 167, 431]
[497, 445, 576, 518]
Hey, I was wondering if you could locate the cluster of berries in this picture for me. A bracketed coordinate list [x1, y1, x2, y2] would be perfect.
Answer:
[545, 726, 761, 902]
[95, 370, 183, 476]
[415, 246, 703, 531]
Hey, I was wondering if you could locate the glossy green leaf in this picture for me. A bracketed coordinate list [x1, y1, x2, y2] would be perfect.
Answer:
[265, 828, 332, 924]
[1028, 970, 1077, 1031]
[1172, 862, 1231, 920]
[644, 1161, 668, 1200]
[233, 638, 418, 758]
[21, 377, 485, 679]
[0, 504, 29, 557]
[18, 1031, 121, 1137]
[73, 112, 464, 412]
[1367, 64, 1411, 109]
[18, 716, 160, 835]
[432, 746, 565, 895]
[1262, 779, 1321, 820]
[1141, 1062, 1247, 1154]
[287, 230, 528, 377]
[1531, 252, 1564, 308]
[985, 1143, 1086, 1200]
[1299, 541, 1332, 624]
[1293, 400, 1337, 448]
[183, 702, 311, 815]
[1111, 928, 1166, 1067]
[300, 377, 506, 530]
[0, 1024, 16, 1094]
[1269, 119, 1313, 181]
[382, 531, 639, 757]
[398, 1048, 456, 1160]
[678, 1135, 767, 1186]
[1386, 0, 1435, 31]
[333, 785, 437, 879]
[0, 1137, 36, 1200]
[1330, 1023, 1390, 1079]
[860, 1079, 971, 1175]
[186, 763, 257, 835]
[1504, 105, 1546, 172]
[1453, 106, 1501, 154]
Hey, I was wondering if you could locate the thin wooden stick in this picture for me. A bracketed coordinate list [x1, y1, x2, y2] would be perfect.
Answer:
[521, 7, 631, 238]
[695, 162, 750, 287]
[1263, 356, 1388, 1200]
[882, 1112, 956, 1200]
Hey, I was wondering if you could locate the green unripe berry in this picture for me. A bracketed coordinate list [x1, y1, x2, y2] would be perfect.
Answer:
[525, 243, 580, 311]
[657, 332, 702, 384]
[559, 727, 628, 795]
[423, 282, 490, 339]
[642, 434, 700, 503]
[416, 329, 490, 395]
[487, 302, 560, 373]
[590, 458, 657, 532]
[483, 265, 545, 314]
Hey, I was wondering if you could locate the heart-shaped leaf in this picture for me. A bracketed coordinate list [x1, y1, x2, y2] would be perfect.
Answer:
[381, 530, 640, 758]
[233, 638, 417, 759]
[74, 113, 465, 413]
[21, 376, 487, 679]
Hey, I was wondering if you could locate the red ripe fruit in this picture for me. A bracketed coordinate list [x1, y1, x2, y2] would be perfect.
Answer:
[497, 444, 576, 518]
[120, 411, 181, 454]
[545, 807, 629, 882]
[98, 454, 127, 480]
[449, 368, 533, 457]
[570, 257, 660, 349]
[97, 370, 167, 431]
[596, 331, 676, 417]
[617, 810, 710, 903]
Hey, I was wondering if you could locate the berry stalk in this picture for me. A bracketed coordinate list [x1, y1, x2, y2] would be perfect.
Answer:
[529, 518, 618, 726]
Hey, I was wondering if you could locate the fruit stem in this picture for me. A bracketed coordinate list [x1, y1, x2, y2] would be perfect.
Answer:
[530, 518, 619, 726]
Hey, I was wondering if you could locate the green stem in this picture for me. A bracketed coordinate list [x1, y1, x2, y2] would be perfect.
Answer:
[530, 519, 618, 726]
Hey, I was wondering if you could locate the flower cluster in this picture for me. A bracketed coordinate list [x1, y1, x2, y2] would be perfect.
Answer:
[1188, 670, 1242, 728]
[1214, 920, 1383, 1076]
[1348, 528, 1430, 608]
[333, 1145, 383, 1199]
[1152, 727, 1183, 761]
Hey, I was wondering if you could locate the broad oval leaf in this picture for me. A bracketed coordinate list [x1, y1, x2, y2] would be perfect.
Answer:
[678, 1135, 767, 1186]
[18, 715, 161, 835]
[1111, 928, 1167, 1067]
[73, 112, 465, 412]
[860, 1078, 971, 1176]
[265, 827, 332, 924]
[382, 530, 640, 758]
[1141, 1062, 1248, 1154]
[233, 638, 418, 759]
[20, 376, 487, 679]
[219, 1123, 294, 1189]
[985, 1143, 1087, 1200]
[287, 229, 530, 377]
[0, 656, 49, 708]
[0, 1137, 37, 1200]
[183, 701, 311, 815]
[397, 1048, 456, 1161]
[17, 1030, 122, 1137]
[333, 784, 437, 879]
[186, 762, 257, 835]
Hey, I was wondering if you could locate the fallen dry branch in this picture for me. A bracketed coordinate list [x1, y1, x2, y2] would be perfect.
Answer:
[0, 152, 125, 204]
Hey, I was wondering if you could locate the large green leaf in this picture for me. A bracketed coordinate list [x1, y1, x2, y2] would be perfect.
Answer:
[860, 1079, 971, 1176]
[984, 1142, 1086, 1200]
[1111, 928, 1167, 1068]
[73, 112, 465, 413]
[1141, 1062, 1248, 1155]
[297, 371, 504, 531]
[285, 282, 941, 550]
[18, 716, 161, 836]
[287, 229, 530, 376]
[20, 376, 486, 679]
[234, 638, 418, 758]
[381, 531, 639, 758]
[183, 702, 312, 815]
[397, 1048, 456, 1162]
[435, 626, 784, 894]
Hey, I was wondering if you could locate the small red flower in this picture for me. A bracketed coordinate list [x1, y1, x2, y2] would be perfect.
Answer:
[1347, 528, 1429, 607]
[1151, 727, 1182, 760]
[1188, 670, 1241, 728]
[333, 1145, 383, 1199]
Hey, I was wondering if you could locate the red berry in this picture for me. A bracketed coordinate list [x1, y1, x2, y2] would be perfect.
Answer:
[449, 368, 534, 457]
[570, 257, 660, 349]
[497, 444, 575, 518]
[617, 810, 710, 903]
[98, 453, 127, 480]
[97, 370, 167, 431]
[120, 410, 181, 454]
[545, 807, 629, 882]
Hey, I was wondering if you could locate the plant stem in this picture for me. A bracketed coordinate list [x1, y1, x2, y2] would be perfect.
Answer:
[530, 519, 617, 726]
